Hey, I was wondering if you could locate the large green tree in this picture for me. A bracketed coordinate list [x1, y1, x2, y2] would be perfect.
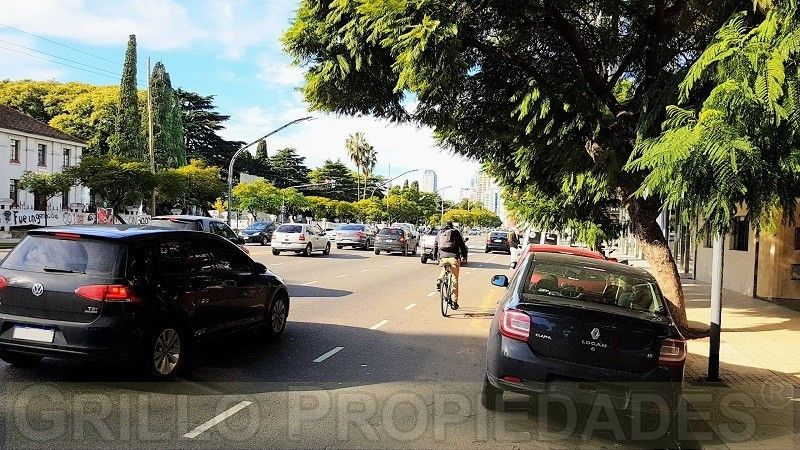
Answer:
[110, 35, 142, 159]
[19, 172, 75, 225]
[150, 62, 186, 169]
[176, 89, 244, 174]
[284, 0, 749, 332]
[308, 159, 359, 201]
[269, 148, 310, 187]
[156, 159, 226, 214]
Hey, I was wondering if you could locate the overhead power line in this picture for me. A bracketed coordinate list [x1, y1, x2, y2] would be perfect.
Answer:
[0, 44, 118, 80]
[0, 38, 121, 77]
[0, 23, 121, 65]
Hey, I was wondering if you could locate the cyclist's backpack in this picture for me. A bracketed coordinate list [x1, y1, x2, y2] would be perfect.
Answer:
[437, 229, 458, 253]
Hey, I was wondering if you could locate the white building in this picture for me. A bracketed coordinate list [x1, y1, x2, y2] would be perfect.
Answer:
[422, 169, 438, 193]
[0, 105, 88, 210]
[470, 171, 508, 223]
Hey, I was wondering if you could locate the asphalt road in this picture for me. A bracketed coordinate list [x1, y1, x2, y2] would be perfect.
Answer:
[0, 243, 704, 448]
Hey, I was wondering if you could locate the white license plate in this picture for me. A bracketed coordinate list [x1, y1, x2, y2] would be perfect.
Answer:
[12, 326, 55, 343]
[493, 239, 503, 242]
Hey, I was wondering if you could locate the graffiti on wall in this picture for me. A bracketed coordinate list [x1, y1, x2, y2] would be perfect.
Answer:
[1, 209, 149, 228]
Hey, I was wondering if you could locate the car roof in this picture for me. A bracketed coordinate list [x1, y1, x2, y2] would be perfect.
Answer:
[151, 215, 221, 223]
[27, 225, 210, 241]
[528, 252, 654, 279]
[525, 244, 605, 260]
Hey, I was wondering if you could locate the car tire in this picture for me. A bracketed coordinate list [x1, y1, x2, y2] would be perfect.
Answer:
[421, 255, 428, 264]
[264, 292, 289, 339]
[144, 324, 186, 381]
[323, 242, 331, 255]
[260, 236, 269, 246]
[337, 245, 343, 250]
[411, 246, 417, 256]
[302, 244, 312, 256]
[402, 245, 408, 256]
[481, 376, 504, 411]
[0, 350, 43, 367]
[272, 249, 281, 256]
[364, 239, 371, 250]
[374, 248, 380, 255]
[485, 247, 490, 253]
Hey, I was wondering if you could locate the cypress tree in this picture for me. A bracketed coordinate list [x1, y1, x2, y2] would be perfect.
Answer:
[111, 35, 141, 158]
[150, 62, 186, 168]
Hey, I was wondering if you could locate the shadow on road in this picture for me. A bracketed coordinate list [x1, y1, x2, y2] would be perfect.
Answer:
[287, 285, 352, 298]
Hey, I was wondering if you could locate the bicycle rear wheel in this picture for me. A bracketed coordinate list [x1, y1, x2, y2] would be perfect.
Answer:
[440, 274, 451, 317]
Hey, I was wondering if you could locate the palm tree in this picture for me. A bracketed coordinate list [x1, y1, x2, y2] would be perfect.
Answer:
[345, 132, 367, 199]
[361, 144, 377, 199]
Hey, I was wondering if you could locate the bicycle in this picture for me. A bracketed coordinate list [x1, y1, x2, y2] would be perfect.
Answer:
[440, 260, 455, 317]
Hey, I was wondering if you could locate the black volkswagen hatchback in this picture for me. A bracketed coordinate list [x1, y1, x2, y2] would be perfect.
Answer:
[0, 226, 290, 380]
[482, 252, 685, 412]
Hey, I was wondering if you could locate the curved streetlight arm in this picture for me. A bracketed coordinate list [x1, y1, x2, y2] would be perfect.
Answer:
[227, 116, 315, 225]
[368, 169, 420, 198]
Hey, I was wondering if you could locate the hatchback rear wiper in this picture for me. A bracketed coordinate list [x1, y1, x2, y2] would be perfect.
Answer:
[42, 267, 84, 274]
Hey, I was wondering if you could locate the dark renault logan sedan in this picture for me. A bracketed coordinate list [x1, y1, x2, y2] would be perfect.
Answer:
[482, 252, 685, 412]
[0, 226, 290, 380]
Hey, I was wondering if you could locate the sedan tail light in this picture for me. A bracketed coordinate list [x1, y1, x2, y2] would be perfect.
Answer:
[0, 275, 7, 290]
[298, 233, 306, 241]
[355, 231, 365, 238]
[75, 285, 140, 303]
[498, 309, 531, 342]
[658, 338, 687, 366]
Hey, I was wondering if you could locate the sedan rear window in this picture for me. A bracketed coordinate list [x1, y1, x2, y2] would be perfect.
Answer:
[276, 224, 303, 233]
[149, 219, 200, 231]
[1, 235, 123, 276]
[490, 232, 508, 239]
[339, 225, 365, 231]
[523, 261, 666, 315]
[379, 228, 402, 236]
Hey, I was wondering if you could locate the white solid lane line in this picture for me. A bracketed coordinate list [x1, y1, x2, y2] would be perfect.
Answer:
[361, 268, 372, 272]
[369, 320, 389, 330]
[336, 274, 347, 278]
[314, 346, 344, 363]
[301, 280, 318, 286]
[183, 401, 253, 439]
[405, 303, 417, 310]
[381, 265, 389, 268]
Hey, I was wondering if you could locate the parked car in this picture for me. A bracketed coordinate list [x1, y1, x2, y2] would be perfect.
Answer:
[271, 223, 331, 256]
[335, 224, 377, 250]
[390, 223, 420, 247]
[482, 252, 685, 412]
[468, 228, 480, 235]
[0, 226, 290, 380]
[149, 215, 249, 253]
[374, 227, 417, 256]
[419, 227, 439, 263]
[510, 244, 608, 270]
[238, 221, 277, 245]
[485, 230, 515, 254]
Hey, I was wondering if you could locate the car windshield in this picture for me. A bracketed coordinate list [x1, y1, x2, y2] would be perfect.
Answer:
[1, 235, 123, 276]
[522, 260, 666, 315]
[339, 225, 364, 231]
[149, 218, 198, 231]
[247, 222, 269, 230]
[276, 224, 303, 233]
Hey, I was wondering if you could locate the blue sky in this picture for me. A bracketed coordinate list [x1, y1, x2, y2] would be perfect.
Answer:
[0, 0, 479, 199]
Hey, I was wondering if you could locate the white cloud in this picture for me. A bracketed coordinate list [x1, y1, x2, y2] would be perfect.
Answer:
[257, 56, 305, 87]
[220, 106, 480, 200]
[0, 0, 204, 51]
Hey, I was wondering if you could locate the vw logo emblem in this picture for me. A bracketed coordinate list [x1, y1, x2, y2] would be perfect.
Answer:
[590, 327, 600, 340]
[31, 283, 44, 297]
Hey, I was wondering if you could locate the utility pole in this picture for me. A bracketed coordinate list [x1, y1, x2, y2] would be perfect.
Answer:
[147, 57, 156, 215]
[708, 233, 724, 381]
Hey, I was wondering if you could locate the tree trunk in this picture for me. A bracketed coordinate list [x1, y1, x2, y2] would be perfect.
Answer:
[626, 198, 707, 338]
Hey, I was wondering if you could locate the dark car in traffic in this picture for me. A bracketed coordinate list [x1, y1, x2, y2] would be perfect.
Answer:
[485, 230, 515, 254]
[239, 221, 277, 245]
[0, 226, 290, 380]
[374, 227, 416, 256]
[482, 252, 685, 412]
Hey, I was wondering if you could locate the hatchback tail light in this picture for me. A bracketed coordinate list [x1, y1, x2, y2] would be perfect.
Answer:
[356, 231, 365, 238]
[0, 275, 7, 290]
[298, 233, 306, 241]
[658, 338, 687, 366]
[75, 285, 140, 303]
[399, 237, 406, 243]
[498, 309, 531, 342]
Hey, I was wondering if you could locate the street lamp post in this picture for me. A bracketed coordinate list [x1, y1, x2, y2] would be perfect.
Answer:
[436, 185, 453, 223]
[227, 116, 314, 225]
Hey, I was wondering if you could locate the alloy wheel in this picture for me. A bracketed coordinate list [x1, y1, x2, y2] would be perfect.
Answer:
[152, 328, 181, 376]
[271, 298, 287, 333]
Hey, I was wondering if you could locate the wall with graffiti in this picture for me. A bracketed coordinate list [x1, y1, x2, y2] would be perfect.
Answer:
[0, 209, 150, 228]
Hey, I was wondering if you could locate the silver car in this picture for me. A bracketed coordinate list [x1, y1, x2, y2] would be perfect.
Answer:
[335, 223, 377, 250]
[271, 223, 331, 256]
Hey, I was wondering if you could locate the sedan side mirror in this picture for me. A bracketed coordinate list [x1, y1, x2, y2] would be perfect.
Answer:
[253, 262, 267, 274]
[235, 237, 246, 245]
[491, 274, 509, 288]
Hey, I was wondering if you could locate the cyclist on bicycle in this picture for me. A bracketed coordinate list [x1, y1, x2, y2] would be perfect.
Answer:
[434, 222, 468, 310]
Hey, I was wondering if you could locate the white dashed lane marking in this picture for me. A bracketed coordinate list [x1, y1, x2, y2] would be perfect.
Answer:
[183, 401, 252, 439]
[405, 303, 417, 310]
[301, 280, 318, 286]
[369, 320, 389, 330]
[313, 347, 344, 363]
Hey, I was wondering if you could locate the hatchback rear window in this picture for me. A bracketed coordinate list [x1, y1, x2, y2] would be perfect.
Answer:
[1, 235, 123, 276]
[276, 224, 303, 233]
[149, 219, 200, 231]
[339, 225, 364, 231]
[490, 232, 508, 239]
[379, 228, 402, 236]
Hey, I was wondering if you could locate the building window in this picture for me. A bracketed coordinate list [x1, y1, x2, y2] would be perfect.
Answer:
[9, 179, 19, 207]
[62, 189, 69, 210]
[10, 139, 20, 162]
[63, 148, 71, 167]
[794, 228, 800, 251]
[37, 144, 47, 166]
[703, 227, 713, 248]
[730, 218, 749, 251]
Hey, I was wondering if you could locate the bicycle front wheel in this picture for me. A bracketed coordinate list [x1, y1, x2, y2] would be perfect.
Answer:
[440, 275, 450, 317]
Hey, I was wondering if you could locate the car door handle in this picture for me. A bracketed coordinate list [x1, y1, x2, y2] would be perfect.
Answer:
[222, 279, 237, 287]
